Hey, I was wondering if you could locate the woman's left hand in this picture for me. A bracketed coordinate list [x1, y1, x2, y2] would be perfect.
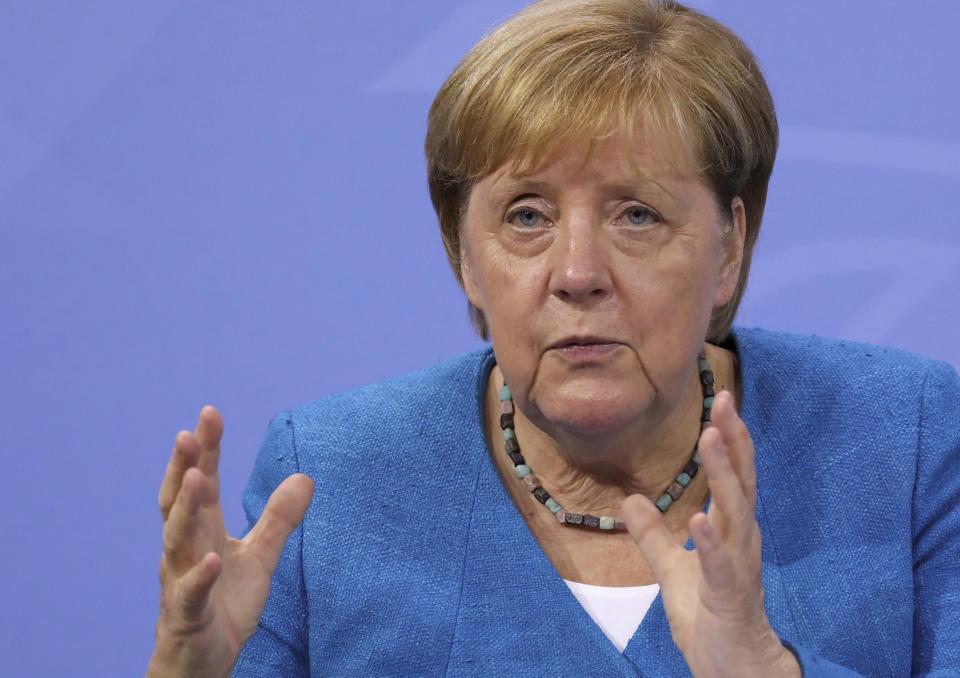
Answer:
[622, 390, 801, 678]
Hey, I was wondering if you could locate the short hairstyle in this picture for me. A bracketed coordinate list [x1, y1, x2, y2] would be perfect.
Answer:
[425, 0, 778, 341]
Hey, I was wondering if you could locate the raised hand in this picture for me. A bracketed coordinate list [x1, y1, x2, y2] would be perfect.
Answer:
[147, 406, 314, 678]
[623, 391, 800, 678]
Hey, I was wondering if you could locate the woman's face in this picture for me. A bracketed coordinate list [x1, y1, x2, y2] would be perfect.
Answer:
[461, 132, 744, 441]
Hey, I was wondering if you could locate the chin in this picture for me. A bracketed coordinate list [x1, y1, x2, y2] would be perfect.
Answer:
[534, 383, 651, 438]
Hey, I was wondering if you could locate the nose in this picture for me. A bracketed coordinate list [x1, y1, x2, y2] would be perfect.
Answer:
[548, 218, 613, 305]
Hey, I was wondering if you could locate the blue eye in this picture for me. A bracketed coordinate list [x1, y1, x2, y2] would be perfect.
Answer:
[508, 208, 544, 228]
[623, 206, 656, 226]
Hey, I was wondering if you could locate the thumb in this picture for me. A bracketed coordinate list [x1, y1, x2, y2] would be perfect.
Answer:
[245, 473, 314, 567]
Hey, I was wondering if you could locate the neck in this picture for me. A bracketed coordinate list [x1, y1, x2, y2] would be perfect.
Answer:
[486, 343, 737, 517]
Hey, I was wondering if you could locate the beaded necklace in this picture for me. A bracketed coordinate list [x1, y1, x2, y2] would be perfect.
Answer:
[498, 351, 715, 530]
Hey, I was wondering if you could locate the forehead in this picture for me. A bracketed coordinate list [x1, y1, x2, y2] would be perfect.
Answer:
[481, 127, 704, 199]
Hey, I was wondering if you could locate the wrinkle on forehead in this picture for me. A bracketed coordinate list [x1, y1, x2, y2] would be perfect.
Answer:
[483, 126, 704, 210]
[492, 117, 699, 181]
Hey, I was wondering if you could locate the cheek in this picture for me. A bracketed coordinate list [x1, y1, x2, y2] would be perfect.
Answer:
[472, 245, 546, 317]
[615, 241, 722, 349]
[473, 255, 549, 395]
[461, 228, 503, 307]
[625, 242, 712, 305]
[484, 275, 545, 356]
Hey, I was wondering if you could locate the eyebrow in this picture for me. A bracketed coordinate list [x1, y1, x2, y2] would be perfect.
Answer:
[492, 175, 680, 201]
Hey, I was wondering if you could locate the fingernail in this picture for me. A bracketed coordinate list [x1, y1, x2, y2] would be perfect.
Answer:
[714, 391, 731, 419]
[716, 390, 729, 407]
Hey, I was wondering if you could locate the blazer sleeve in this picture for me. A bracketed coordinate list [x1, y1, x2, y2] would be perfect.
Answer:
[911, 361, 960, 674]
[231, 412, 310, 678]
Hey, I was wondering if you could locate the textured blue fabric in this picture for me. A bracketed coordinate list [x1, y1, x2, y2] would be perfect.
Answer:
[232, 328, 960, 677]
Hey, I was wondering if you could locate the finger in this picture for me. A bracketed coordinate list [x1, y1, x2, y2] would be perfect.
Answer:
[700, 426, 750, 543]
[176, 551, 222, 624]
[159, 431, 201, 521]
[623, 493, 684, 583]
[194, 405, 223, 477]
[244, 474, 314, 569]
[709, 390, 757, 510]
[163, 467, 208, 573]
[689, 512, 737, 598]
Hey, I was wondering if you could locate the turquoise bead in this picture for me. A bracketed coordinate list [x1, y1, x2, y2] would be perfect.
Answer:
[655, 494, 674, 511]
[499, 385, 512, 401]
[503, 428, 516, 442]
[676, 472, 692, 487]
[545, 498, 561, 514]
[599, 516, 615, 530]
[515, 464, 532, 478]
[703, 396, 715, 409]
[692, 449, 702, 465]
[698, 358, 710, 373]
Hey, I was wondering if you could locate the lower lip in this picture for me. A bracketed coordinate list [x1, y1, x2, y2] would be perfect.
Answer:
[552, 343, 621, 361]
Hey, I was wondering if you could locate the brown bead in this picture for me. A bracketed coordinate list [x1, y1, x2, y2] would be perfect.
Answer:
[667, 482, 685, 501]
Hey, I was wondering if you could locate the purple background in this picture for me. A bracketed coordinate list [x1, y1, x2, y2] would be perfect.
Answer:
[1, 1, 958, 675]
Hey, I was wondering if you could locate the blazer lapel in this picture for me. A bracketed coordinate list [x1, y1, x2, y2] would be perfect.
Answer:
[446, 444, 643, 677]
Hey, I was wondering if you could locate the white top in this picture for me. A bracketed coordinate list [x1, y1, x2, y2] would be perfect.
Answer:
[562, 579, 661, 653]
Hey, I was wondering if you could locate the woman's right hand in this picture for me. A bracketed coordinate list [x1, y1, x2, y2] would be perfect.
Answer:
[146, 406, 314, 678]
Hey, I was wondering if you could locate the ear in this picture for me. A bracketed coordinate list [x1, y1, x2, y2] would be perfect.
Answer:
[715, 196, 746, 306]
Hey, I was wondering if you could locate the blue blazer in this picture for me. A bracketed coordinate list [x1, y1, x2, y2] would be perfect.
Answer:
[233, 328, 960, 676]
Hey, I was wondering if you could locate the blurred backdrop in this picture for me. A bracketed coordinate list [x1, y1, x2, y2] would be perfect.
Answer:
[1, 1, 958, 675]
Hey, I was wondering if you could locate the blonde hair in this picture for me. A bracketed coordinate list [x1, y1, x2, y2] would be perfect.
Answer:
[425, 0, 778, 341]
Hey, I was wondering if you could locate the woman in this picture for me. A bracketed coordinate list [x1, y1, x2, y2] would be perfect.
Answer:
[147, 1, 960, 676]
